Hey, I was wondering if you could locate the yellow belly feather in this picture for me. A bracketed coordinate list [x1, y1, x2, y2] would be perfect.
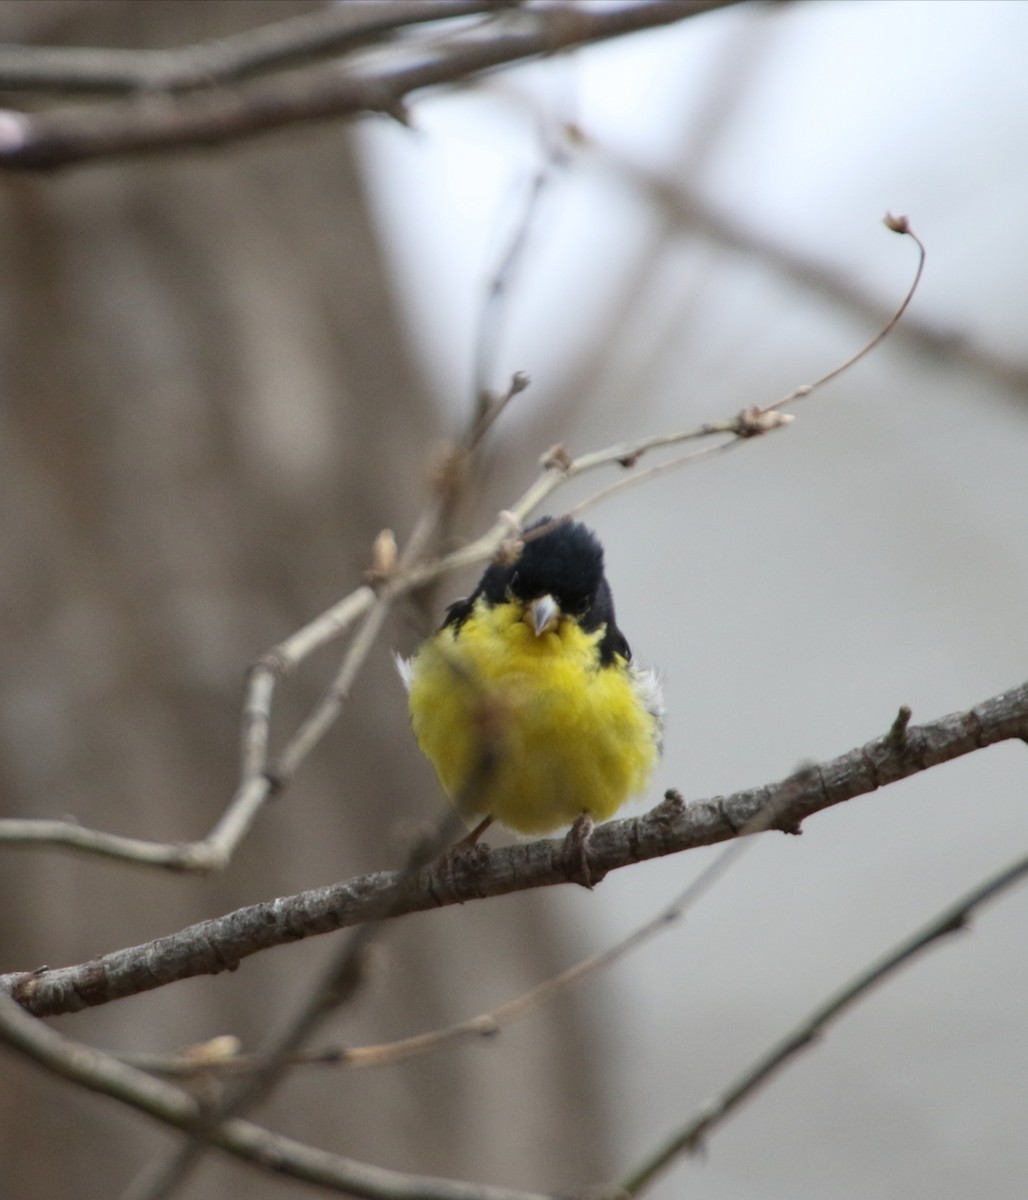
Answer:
[407, 601, 660, 834]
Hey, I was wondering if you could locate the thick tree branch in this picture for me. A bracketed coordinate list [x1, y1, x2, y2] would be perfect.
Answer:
[4, 680, 1026, 1019]
[0, 0, 745, 171]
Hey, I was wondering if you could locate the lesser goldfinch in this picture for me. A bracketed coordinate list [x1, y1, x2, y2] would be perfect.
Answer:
[399, 517, 663, 839]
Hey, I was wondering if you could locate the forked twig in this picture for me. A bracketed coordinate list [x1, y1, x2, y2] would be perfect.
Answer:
[0, 992, 549, 1200]
[0, 222, 926, 871]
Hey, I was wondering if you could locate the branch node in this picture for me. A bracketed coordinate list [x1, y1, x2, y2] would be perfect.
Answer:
[883, 211, 910, 234]
[262, 760, 285, 796]
[428, 440, 469, 509]
[383, 95, 414, 129]
[492, 518, 525, 569]
[428, 839, 491, 906]
[561, 812, 597, 890]
[769, 761, 821, 834]
[509, 369, 531, 396]
[734, 405, 795, 437]
[654, 789, 686, 823]
[174, 843, 229, 874]
[249, 649, 288, 680]
[714, 796, 741, 836]
[182, 1034, 243, 1066]
[363, 528, 398, 588]
[887, 704, 913, 748]
[643, 790, 687, 849]
[540, 442, 572, 471]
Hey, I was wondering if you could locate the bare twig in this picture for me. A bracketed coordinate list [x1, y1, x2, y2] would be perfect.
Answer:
[0, 221, 924, 871]
[0, 1, 744, 171]
[119, 155, 558, 1188]
[121, 927, 381, 1200]
[764, 213, 925, 410]
[0, 3, 511, 93]
[618, 848, 1028, 1195]
[0, 993, 551, 1200]
[599, 144, 1028, 398]
[319, 783, 793, 1072]
[4, 679, 1026, 1019]
[120, 172, 554, 1195]
[120, 789, 782, 1082]
[564, 217, 923, 516]
[123, 814, 463, 1200]
[472, 153, 558, 408]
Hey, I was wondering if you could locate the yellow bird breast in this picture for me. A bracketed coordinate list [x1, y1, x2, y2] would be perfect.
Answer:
[406, 600, 661, 835]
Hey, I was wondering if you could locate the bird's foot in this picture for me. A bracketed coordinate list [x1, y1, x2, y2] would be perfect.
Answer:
[436, 814, 493, 870]
[456, 814, 493, 849]
[562, 811, 595, 889]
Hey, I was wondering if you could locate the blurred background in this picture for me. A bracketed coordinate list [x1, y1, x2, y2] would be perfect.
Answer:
[1, 2, 1026, 1198]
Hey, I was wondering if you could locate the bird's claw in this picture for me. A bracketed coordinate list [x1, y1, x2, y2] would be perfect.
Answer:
[562, 811, 595, 889]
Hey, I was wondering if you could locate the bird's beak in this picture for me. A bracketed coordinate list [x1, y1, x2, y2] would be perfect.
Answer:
[529, 594, 560, 637]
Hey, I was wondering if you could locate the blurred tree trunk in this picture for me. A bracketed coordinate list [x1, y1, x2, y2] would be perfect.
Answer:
[0, 3, 607, 1197]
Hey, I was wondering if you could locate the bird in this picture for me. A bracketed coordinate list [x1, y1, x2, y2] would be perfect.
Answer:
[398, 517, 663, 844]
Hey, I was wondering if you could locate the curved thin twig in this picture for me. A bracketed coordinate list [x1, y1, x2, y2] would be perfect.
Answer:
[0, 223, 929, 872]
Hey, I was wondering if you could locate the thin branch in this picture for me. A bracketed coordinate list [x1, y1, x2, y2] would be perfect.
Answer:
[0, 994, 551, 1200]
[618, 848, 1028, 1195]
[0, 220, 922, 871]
[123, 815, 463, 1200]
[122, 373, 542, 1191]
[122, 184, 553, 1189]
[121, 191, 551, 1198]
[122, 926, 384, 1200]
[122, 355, 526, 1194]
[565, 217, 923, 516]
[6, 843, 1024, 1200]
[335, 219, 924, 597]
[0, 818, 213, 868]
[3, 679, 1026, 1019]
[0, 3, 510, 93]
[268, 594, 396, 785]
[0, 1, 745, 171]
[765, 212, 924, 410]
[121, 792, 771, 1081]
[0, 423, 764, 868]
[325, 785, 779, 1072]
[599, 144, 1028, 399]
[472, 151, 558, 408]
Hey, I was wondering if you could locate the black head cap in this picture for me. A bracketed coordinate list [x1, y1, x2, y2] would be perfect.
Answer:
[444, 517, 630, 663]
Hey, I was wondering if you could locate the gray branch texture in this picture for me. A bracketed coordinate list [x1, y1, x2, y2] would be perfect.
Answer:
[5, 679, 1026, 1019]
[0, 0, 742, 171]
